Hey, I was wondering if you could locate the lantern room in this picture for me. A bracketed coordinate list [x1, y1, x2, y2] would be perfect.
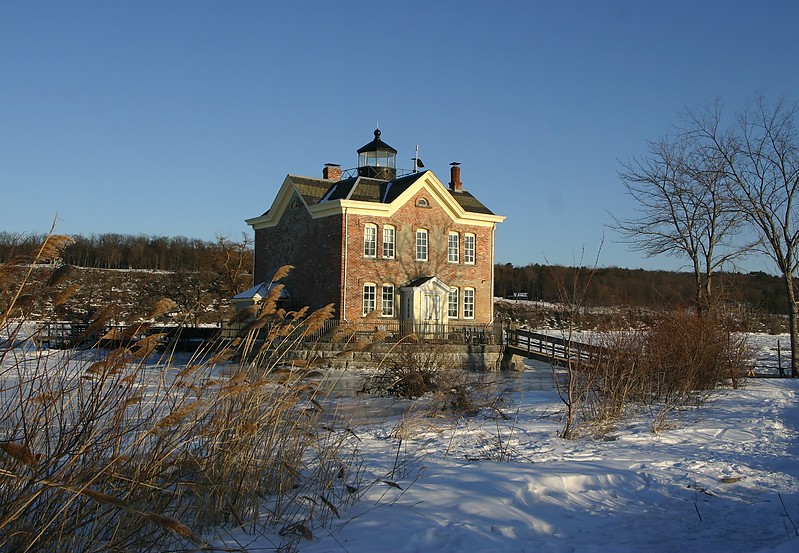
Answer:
[356, 128, 397, 180]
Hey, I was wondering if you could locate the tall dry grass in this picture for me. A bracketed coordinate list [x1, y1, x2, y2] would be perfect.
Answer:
[0, 240, 361, 552]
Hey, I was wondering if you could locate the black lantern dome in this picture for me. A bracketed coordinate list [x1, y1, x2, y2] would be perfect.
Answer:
[356, 129, 397, 180]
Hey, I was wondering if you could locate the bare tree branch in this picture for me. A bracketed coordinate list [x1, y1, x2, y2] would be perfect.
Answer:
[689, 96, 799, 376]
[611, 121, 749, 310]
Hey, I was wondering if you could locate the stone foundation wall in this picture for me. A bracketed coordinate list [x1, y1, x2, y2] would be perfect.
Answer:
[281, 343, 504, 371]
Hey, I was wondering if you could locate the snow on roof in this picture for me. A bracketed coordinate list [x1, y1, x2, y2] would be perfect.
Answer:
[233, 282, 290, 301]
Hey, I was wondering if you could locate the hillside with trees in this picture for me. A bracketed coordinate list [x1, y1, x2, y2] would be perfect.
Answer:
[0, 231, 250, 272]
[0, 232, 253, 326]
[493, 263, 787, 314]
[0, 230, 788, 328]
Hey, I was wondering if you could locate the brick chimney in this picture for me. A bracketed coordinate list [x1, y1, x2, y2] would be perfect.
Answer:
[323, 163, 341, 181]
[449, 162, 462, 191]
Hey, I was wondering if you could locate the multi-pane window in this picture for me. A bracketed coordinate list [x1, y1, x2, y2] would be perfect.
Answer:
[416, 229, 428, 261]
[448, 288, 459, 318]
[464, 234, 476, 264]
[382, 284, 394, 317]
[364, 224, 377, 258]
[362, 283, 376, 316]
[448, 232, 459, 263]
[463, 288, 475, 319]
[383, 226, 395, 259]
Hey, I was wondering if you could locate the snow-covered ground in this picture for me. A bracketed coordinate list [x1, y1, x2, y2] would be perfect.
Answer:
[3, 330, 798, 552]
[238, 334, 799, 553]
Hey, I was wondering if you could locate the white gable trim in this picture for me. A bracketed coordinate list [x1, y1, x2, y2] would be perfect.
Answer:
[245, 175, 301, 229]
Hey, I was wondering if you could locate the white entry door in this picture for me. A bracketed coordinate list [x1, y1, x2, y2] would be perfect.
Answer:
[424, 293, 441, 322]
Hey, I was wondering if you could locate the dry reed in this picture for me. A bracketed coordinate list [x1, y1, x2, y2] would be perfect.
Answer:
[0, 240, 363, 552]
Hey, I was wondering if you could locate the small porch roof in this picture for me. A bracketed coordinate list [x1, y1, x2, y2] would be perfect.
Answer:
[400, 275, 452, 293]
[233, 282, 291, 302]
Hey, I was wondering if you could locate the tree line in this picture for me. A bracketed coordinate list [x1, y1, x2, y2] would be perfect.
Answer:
[0, 232, 252, 273]
[1, 230, 787, 315]
[494, 262, 787, 314]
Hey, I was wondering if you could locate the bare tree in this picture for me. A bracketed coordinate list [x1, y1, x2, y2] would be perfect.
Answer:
[548, 243, 603, 439]
[687, 97, 799, 377]
[614, 133, 746, 310]
[212, 234, 253, 297]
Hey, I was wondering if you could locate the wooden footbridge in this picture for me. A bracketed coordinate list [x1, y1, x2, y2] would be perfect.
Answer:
[505, 328, 794, 377]
[504, 328, 608, 368]
[32, 322, 220, 351]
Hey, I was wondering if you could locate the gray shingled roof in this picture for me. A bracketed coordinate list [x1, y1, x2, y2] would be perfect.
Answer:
[448, 189, 495, 215]
[349, 179, 385, 202]
[291, 177, 334, 206]
[383, 172, 424, 203]
[325, 177, 358, 201]
[288, 170, 495, 215]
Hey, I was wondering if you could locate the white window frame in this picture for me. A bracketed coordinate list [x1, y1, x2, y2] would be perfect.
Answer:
[463, 287, 475, 319]
[416, 229, 428, 261]
[364, 224, 377, 258]
[382, 225, 395, 259]
[362, 283, 376, 316]
[381, 283, 394, 317]
[448, 288, 459, 318]
[464, 233, 476, 264]
[448, 232, 459, 263]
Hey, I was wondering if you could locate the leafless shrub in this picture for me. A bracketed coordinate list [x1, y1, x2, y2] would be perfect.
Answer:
[642, 307, 750, 431]
[560, 306, 750, 436]
[363, 343, 455, 399]
[362, 343, 498, 416]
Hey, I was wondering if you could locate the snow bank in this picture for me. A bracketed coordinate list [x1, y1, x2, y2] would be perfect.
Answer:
[289, 375, 799, 553]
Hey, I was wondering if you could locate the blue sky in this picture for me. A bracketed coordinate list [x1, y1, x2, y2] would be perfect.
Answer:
[2, 1, 797, 272]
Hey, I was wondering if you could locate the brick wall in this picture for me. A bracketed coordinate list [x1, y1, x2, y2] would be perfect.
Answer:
[342, 189, 496, 323]
[253, 193, 343, 317]
[253, 188, 497, 323]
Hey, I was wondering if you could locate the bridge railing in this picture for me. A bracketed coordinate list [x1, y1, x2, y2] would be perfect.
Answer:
[505, 328, 609, 367]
